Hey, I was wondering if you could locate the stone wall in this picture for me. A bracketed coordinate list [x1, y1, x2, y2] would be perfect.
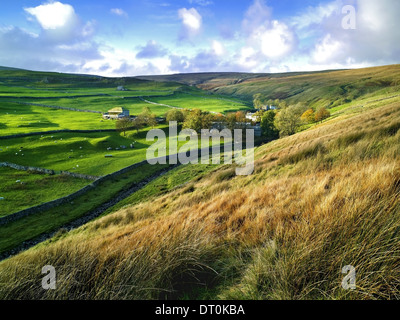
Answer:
[0, 148, 213, 226]
[0, 129, 117, 140]
[0, 158, 156, 226]
[0, 162, 98, 180]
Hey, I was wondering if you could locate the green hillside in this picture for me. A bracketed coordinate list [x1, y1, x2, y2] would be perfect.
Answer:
[0, 65, 400, 300]
[210, 65, 400, 109]
[1, 64, 400, 300]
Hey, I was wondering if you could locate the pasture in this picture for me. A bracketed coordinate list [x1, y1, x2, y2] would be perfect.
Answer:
[0, 124, 206, 176]
[0, 167, 89, 217]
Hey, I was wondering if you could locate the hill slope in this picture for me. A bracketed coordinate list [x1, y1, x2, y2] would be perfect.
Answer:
[210, 65, 400, 109]
[1, 89, 400, 300]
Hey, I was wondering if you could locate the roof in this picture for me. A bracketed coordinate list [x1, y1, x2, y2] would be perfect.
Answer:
[108, 107, 124, 113]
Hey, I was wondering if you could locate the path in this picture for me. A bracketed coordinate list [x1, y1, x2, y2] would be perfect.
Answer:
[139, 97, 184, 110]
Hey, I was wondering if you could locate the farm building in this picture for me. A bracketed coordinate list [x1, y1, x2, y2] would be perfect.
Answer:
[246, 112, 258, 122]
[102, 107, 130, 120]
[261, 105, 277, 111]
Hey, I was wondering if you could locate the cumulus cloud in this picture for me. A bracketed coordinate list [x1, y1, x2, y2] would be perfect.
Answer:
[0, 1, 102, 74]
[0, 26, 101, 72]
[24, 1, 78, 30]
[178, 7, 202, 40]
[307, 0, 400, 67]
[242, 0, 296, 62]
[24, 1, 94, 42]
[136, 41, 168, 59]
[242, 0, 271, 34]
[1, 0, 399, 77]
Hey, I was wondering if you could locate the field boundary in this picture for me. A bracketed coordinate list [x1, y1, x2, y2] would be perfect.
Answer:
[4, 100, 103, 114]
[0, 159, 151, 226]
[0, 163, 181, 262]
[0, 129, 117, 140]
[0, 146, 219, 226]
[0, 161, 99, 180]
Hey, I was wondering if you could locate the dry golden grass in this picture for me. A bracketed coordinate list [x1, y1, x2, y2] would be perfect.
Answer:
[1, 100, 400, 300]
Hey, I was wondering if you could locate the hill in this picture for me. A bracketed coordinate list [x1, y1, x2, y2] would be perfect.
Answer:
[209, 65, 400, 109]
[136, 70, 342, 88]
[1, 76, 400, 299]
[137, 65, 400, 112]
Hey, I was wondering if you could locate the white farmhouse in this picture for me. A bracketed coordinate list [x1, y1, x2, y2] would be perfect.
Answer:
[102, 107, 130, 120]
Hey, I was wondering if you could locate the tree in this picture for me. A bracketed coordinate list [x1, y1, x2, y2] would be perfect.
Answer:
[183, 109, 204, 133]
[235, 111, 247, 129]
[261, 110, 279, 139]
[115, 118, 132, 136]
[139, 106, 157, 128]
[166, 109, 185, 124]
[131, 117, 144, 134]
[315, 107, 331, 123]
[253, 93, 263, 110]
[301, 109, 316, 124]
[274, 105, 304, 137]
[254, 110, 265, 123]
[226, 113, 237, 131]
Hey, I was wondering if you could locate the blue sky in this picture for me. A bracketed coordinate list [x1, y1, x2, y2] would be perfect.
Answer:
[0, 0, 399, 76]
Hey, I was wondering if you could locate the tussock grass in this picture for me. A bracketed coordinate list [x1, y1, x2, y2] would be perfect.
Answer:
[1, 100, 400, 300]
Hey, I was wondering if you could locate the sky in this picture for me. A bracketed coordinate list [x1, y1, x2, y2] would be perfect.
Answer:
[0, 0, 399, 76]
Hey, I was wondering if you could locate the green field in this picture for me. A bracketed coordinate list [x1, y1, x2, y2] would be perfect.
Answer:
[0, 125, 208, 176]
[148, 92, 251, 113]
[0, 162, 171, 254]
[0, 67, 240, 222]
[9, 96, 173, 116]
[0, 102, 115, 136]
[0, 167, 89, 217]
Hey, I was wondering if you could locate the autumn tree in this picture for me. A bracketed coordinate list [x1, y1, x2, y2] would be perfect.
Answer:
[182, 109, 213, 132]
[225, 113, 237, 131]
[315, 107, 331, 123]
[301, 109, 316, 124]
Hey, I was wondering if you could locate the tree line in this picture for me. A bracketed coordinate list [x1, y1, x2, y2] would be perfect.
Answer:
[116, 103, 331, 141]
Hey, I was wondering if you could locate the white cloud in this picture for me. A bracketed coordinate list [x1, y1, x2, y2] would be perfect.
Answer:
[178, 7, 202, 39]
[312, 34, 344, 64]
[307, 0, 400, 68]
[24, 2, 78, 30]
[259, 21, 295, 59]
[188, 0, 213, 6]
[241, 0, 296, 62]
[136, 40, 168, 59]
[211, 40, 225, 56]
[110, 8, 128, 17]
[291, 0, 341, 30]
[24, 1, 95, 42]
[242, 0, 271, 34]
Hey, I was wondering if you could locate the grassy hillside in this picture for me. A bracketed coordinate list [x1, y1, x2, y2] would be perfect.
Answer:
[211, 65, 400, 109]
[1, 87, 399, 299]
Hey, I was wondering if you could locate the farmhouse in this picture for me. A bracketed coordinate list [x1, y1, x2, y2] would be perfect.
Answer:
[102, 107, 130, 120]
[246, 112, 258, 122]
[261, 105, 277, 111]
